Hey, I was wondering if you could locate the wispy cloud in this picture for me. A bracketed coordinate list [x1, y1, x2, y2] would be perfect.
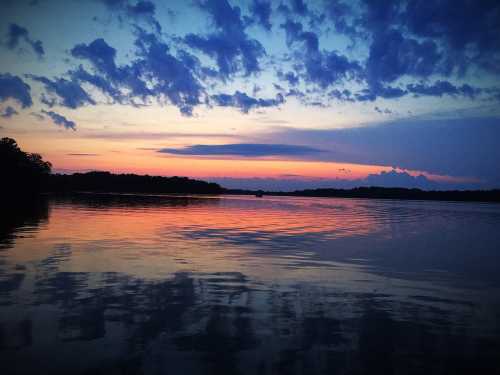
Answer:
[158, 143, 324, 157]
[209, 169, 476, 192]
[84, 131, 237, 140]
[41, 110, 76, 130]
[67, 153, 99, 156]
[263, 116, 500, 186]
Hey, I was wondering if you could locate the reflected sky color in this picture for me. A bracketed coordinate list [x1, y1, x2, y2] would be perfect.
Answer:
[1, 195, 500, 373]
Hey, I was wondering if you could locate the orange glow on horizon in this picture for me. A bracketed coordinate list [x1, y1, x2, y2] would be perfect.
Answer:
[3, 127, 475, 184]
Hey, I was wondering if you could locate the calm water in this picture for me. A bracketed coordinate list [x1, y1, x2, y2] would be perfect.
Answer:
[1, 194, 500, 374]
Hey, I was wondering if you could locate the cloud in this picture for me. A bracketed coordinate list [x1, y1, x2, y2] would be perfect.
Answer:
[0, 73, 33, 108]
[41, 110, 76, 130]
[355, 1, 500, 77]
[71, 38, 119, 78]
[5, 23, 44, 58]
[208, 170, 450, 191]
[69, 65, 122, 102]
[70, 38, 150, 103]
[158, 143, 324, 157]
[5, 0, 499, 116]
[69, 32, 205, 115]
[266, 116, 500, 186]
[280, 19, 362, 88]
[366, 28, 441, 87]
[403, 0, 500, 75]
[354, 84, 407, 102]
[247, 0, 272, 30]
[328, 89, 354, 102]
[134, 30, 204, 115]
[374, 106, 392, 114]
[1, 106, 18, 118]
[29, 75, 95, 109]
[67, 153, 99, 156]
[30, 111, 45, 121]
[278, 0, 317, 20]
[279, 1, 500, 103]
[211, 91, 284, 113]
[277, 70, 299, 86]
[185, 0, 266, 78]
[97, 0, 160, 32]
[407, 81, 480, 98]
[361, 169, 437, 189]
[323, 0, 357, 35]
[83, 131, 237, 140]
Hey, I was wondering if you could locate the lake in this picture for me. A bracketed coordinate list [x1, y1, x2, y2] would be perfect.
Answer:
[1, 194, 500, 374]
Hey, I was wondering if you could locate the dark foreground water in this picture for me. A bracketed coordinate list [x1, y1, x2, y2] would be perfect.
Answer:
[1, 194, 500, 375]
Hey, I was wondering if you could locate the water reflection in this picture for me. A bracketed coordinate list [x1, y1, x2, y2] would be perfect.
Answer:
[1, 194, 500, 374]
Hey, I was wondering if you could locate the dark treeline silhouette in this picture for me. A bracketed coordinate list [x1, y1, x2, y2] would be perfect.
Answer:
[1, 137, 52, 196]
[1, 137, 222, 195]
[3, 137, 500, 201]
[227, 187, 500, 203]
[48, 171, 223, 194]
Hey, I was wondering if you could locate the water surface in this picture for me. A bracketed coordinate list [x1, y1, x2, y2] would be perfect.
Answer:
[1, 195, 500, 374]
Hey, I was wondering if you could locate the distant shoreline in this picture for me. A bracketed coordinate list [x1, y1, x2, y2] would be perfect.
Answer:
[224, 187, 500, 203]
[45, 172, 500, 203]
[41, 187, 500, 204]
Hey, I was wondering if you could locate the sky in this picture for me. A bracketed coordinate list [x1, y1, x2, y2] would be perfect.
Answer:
[1, 0, 500, 191]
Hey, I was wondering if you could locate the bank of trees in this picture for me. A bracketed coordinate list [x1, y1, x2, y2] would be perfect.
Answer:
[1, 137, 52, 196]
[1, 137, 222, 196]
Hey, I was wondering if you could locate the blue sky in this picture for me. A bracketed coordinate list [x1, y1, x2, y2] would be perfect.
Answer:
[1, 0, 500, 190]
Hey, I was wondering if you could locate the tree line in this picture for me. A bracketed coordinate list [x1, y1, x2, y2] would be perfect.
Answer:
[1, 137, 222, 196]
[2, 137, 499, 202]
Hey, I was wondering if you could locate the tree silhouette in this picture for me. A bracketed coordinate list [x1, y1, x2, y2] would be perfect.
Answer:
[1, 137, 52, 196]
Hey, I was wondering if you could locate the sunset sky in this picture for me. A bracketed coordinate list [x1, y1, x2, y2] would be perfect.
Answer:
[1, 0, 500, 190]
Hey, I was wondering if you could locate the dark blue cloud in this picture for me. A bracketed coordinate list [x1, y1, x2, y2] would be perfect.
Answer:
[357, 0, 500, 77]
[210, 169, 445, 191]
[269, 116, 500, 186]
[211, 91, 283, 113]
[5, 23, 44, 58]
[361, 169, 436, 189]
[247, 0, 272, 30]
[366, 28, 441, 86]
[41, 110, 76, 130]
[407, 81, 480, 99]
[277, 0, 317, 20]
[71, 38, 119, 79]
[374, 106, 392, 115]
[69, 32, 205, 115]
[69, 66, 122, 101]
[290, 0, 309, 16]
[97, 0, 160, 32]
[1, 106, 18, 118]
[158, 143, 324, 157]
[403, 0, 500, 75]
[134, 30, 204, 115]
[29, 75, 95, 109]
[354, 84, 408, 102]
[71, 37, 150, 102]
[277, 70, 299, 86]
[280, 1, 500, 103]
[323, 0, 357, 35]
[6, 0, 498, 114]
[0, 73, 33, 108]
[127, 0, 154, 15]
[185, 0, 266, 78]
[305, 49, 362, 88]
[328, 88, 354, 102]
[281, 19, 361, 88]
